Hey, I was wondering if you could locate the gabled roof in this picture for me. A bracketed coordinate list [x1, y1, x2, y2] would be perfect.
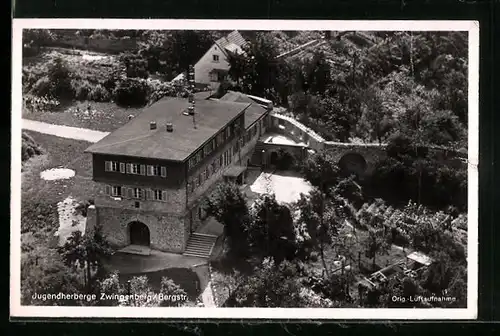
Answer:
[85, 97, 250, 161]
[215, 31, 247, 56]
[219, 91, 269, 129]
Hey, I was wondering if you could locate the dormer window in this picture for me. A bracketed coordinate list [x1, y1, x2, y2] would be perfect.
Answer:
[213, 55, 219, 62]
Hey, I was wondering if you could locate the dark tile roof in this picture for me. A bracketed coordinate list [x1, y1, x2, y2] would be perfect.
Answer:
[215, 31, 247, 52]
[220, 91, 268, 129]
[85, 97, 250, 161]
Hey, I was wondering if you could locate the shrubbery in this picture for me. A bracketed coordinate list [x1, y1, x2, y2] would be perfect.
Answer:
[368, 134, 467, 211]
[21, 132, 44, 162]
[21, 200, 59, 234]
[112, 77, 150, 107]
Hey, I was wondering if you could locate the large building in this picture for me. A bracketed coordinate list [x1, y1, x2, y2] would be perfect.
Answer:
[85, 90, 271, 255]
[194, 30, 247, 88]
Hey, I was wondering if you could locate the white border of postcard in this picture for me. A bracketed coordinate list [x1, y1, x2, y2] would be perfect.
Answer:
[11, 19, 479, 320]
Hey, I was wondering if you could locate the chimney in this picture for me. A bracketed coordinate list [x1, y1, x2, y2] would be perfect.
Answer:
[150, 121, 157, 130]
[187, 65, 196, 127]
[166, 123, 173, 132]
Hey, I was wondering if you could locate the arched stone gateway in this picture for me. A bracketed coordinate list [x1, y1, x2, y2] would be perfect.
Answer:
[129, 221, 150, 246]
[270, 151, 279, 165]
[339, 152, 367, 176]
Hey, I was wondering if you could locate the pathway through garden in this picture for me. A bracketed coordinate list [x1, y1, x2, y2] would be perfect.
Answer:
[22, 119, 109, 143]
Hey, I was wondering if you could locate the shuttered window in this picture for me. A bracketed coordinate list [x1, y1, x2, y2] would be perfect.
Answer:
[119, 163, 125, 173]
[161, 166, 167, 178]
[140, 165, 146, 175]
[147, 165, 154, 176]
[111, 186, 122, 197]
[105, 185, 111, 195]
[126, 163, 131, 173]
[133, 188, 142, 199]
[105, 161, 111, 172]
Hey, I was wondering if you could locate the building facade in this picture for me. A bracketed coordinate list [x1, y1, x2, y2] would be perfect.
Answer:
[194, 30, 247, 88]
[85, 92, 271, 254]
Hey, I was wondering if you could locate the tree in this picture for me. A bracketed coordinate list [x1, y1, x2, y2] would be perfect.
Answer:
[23, 29, 55, 56]
[162, 31, 214, 77]
[227, 32, 285, 101]
[357, 87, 394, 144]
[160, 277, 189, 307]
[113, 77, 150, 107]
[21, 245, 82, 306]
[58, 223, 113, 292]
[122, 276, 161, 307]
[231, 259, 306, 307]
[295, 189, 339, 277]
[203, 182, 251, 256]
[247, 194, 296, 263]
[362, 227, 391, 271]
[119, 52, 149, 79]
[300, 149, 341, 192]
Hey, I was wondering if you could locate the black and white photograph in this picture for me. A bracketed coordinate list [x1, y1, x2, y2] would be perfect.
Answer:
[11, 20, 478, 319]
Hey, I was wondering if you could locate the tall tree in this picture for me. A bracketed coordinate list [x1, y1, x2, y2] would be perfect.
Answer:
[357, 87, 395, 144]
[295, 189, 339, 277]
[300, 149, 341, 192]
[58, 223, 113, 292]
[362, 227, 391, 271]
[203, 182, 251, 256]
[247, 194, 296, 263]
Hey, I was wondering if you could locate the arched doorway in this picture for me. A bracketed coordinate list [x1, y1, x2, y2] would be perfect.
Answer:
[129, 221, 150, 246]
[339, 153, 367, 176]
[270, 151, 279, 165]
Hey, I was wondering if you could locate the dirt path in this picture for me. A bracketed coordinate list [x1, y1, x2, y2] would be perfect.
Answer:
[22, 119, 109, 143]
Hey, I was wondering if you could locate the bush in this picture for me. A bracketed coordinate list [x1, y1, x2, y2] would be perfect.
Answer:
[31, 76, 54, 97]
[72, 79, 93, 101]
[113, 78, 149, 107]
[21, 133, 44, 162]
[21, 201, 58, 234]
[88, 84, 111, 102]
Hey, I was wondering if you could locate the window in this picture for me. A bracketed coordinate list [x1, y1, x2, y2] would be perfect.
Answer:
[133, 188, 143, 199]
[153, 189, 164, 201]
[213, 54, 219, 62]
[119, 162, 125, 173]
[127, 163, 140, 174]
[134, 201, 140, 208]
[146, 165, 166, 177]
[105, 161, 120, 172]
[111, 186, 122, 197]
[209, 72, 217, 82]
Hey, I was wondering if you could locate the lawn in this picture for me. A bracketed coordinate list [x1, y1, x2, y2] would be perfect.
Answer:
[23, 101, 143, 132]
[21, 131, 99, 203]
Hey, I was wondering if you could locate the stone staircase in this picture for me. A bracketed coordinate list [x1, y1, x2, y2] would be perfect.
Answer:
[183, 233, 218, 258]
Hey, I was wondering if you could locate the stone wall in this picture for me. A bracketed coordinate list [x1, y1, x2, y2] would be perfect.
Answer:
[96, 206, 187, 253]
